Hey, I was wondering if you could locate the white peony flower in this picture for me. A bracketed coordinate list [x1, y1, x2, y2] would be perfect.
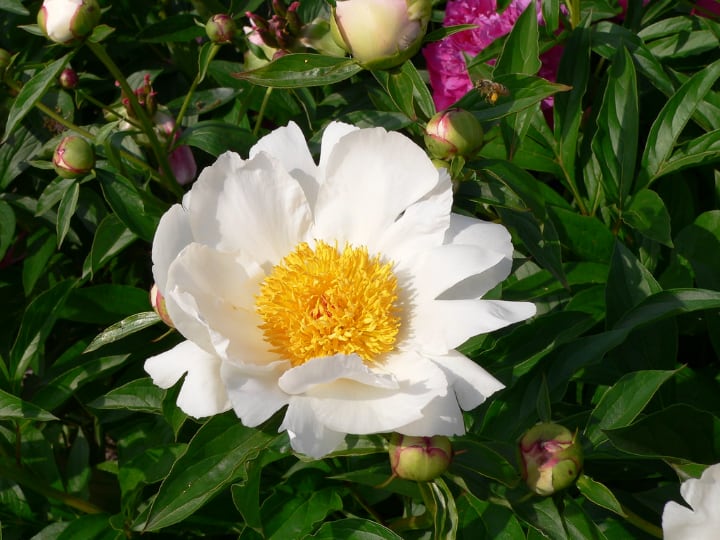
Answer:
[663, 463, 720, 540]
[37, 0, 101, 45]
[145, 122, 536, 458]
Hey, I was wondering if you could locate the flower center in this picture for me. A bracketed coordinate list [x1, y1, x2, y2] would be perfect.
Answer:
[256, 241, 401, 367]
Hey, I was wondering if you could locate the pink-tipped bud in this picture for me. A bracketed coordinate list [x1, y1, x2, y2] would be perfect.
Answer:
[37, 0, 101, 45]
[206, 14, 237, 44]
[59, 67, 79, 89]
[424, 109, 484, 160]
[332, 0, 431, 70]
[389, 433, 452, 482]
[519, 423, 584, 496]
[150, 284, 174, 328]
[53, 135, 94, 178]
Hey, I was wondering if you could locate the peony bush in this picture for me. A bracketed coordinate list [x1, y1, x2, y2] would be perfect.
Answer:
[0, 0, 719, 538]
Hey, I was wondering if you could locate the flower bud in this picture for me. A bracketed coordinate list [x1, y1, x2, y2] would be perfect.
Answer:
[332, 0, 431, 70]
[388, 433, 452, 482]
[519, 423, 583, 496]
[424, 109, 484, 160]
[59, 67, 79, 89]
[206, 13, 237, 44]
[37, 0, 101, 45]
[53, 135, 94, 178]
[150, 284, 174, 328]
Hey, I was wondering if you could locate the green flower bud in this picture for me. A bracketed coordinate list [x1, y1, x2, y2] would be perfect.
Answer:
[37, 0, 101, 45]
[150, 284, 174, 328]
[59, 67, 79, 89]
[388, 433, 452, 482]
[332, 0, 431, 70]
[53, 135, 94, 178]
[206, 14, 237, 44]
[424, 109, 484, 160]
[519, 423, 583, 496]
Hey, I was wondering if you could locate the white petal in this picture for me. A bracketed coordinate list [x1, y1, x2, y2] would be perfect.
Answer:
[281, 398, 346, 458]
[221, 361, 290, 427]
[144, 340, 230, 418]
[413, 299, 537, 354]
[683, 463, 720, 511]
[318, 122, 360, 171]
[165, 244, 279, 365]
[377, 173, 453, 263]
[278, 354, 398, 395]
[313, 127, 442, 248]
[152, 204, 193, 293]
[249, 121, 320, 207]
[395, 394, 465, 437]
[302, 352, 449, 435]
[188, 151, 312, 266]
[429, 350, 504, 410]
[445, 214, 513, 254]
[410, 244, 509, 303]
[662, 500, 716, 540]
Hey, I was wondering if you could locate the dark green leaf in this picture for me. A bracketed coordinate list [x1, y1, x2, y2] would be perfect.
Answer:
[166, 88, 241, 116]
[605, 404, 720, 464]
[637, 57, 720, 188]
[0, 0, 29, 15]
[584, 369, 676, 446]
[83, 312, 161, 354]
[0, 388, 57, 421]
[576, 474, 626, 517]
[590, 47, 638, 206]
[89, 378, 165, 413]
[83, 214, 138, 278]
[623, 189, 673, 246]
[494, 0, 541, 76]
[139, 414, 281, 531]
[310, 518, 403, 539]
[60, 285, 150, 324]
[450, 439, 520, 488]
[0, 199, 15, 261]
[3, 53, 72, 142]
[136, 14, 205, 42]
[56, 181, 79, 248]
[22, 228, 57, 296]
[235, 54, 362, 88]
[660, 129, 720, 177]
[266, 488, 343, 540]
[422, 478, 459, 540]
[179, 121, 257, 157]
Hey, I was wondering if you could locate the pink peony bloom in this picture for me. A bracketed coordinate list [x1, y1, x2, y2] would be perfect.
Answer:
[692, 0, 720, 17]
[423, 0, 548, 110]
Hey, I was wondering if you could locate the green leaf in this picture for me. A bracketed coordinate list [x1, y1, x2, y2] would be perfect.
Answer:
[138, 414, 281, 531]
[136, 14, 205, 42]
[372, 66, 415, 120]
[179, 121, 257, 157]
[584, 369, 676, 446]
[36, 177, 76, 216]
[674, 210, 720, 290]
[0, 199, 15, 260]
[605, 404, 720, 464]
[637, 57, 720, 188]
[605, 240, 661, 326]
[0, 125, 42, 189]
[10, 280, 76, 383]
[96, 168, 167, 243]
[231, 449, 287, 533]
[512, 496, 569, 540]
[310, 518, 402, 540]
[576, 474, 627, 517]
[450, 439, 520, 488]
[60, 284, 150, 324]
[659, 129, 720, 177]
[235, 54, 362, 88]
[22, 228, 57, 296]
[547, 206, 615, 263]
[0, 388, 57, 421]
[622, 188, 673, 246]
[494, 0, 541, 76]
[89, 378, 165, 413]
[3, 53, 73, 142]
[457, 493, 526, 539]
[83, 312, 161, 354]
[0, 0, 29, 15]
[590, 47, 638, 206]
[56, 181, 79, 248]
[266, 488, 344, 540]
[166, 87, 241, 116]
[422, 478, 459, 540]
[83, 214, 138, 278]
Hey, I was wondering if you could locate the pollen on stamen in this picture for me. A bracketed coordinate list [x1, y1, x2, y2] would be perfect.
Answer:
[255, 241, 401, 366]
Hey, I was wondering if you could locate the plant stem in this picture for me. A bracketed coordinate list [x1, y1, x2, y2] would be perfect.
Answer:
[86, 40, 182, 197]
[253, 86, 273, 136]
[621, 505, 663, 538]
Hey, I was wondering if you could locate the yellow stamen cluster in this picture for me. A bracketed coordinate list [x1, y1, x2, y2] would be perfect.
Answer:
[256, 241, 401, 366]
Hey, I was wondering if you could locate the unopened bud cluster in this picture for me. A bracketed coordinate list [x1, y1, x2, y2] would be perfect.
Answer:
[519, 423, 583, 496]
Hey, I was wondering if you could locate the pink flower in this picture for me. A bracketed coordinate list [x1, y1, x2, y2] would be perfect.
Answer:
[692, 0, 720, 17]
[168, 144, 197, 186]
[423, 0, 545, 110]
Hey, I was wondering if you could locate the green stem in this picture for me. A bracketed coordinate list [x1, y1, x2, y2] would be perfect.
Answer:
[171, 42, 221, 142]
[621, 505, 663, 538]
[86, 40, 182, 197]
[253, 86, 273, 136]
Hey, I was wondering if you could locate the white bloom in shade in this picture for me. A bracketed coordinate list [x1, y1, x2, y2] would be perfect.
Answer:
[37, 0, 100, 45]
[663, 463, 720, 540]
[144, 121, 536, 458]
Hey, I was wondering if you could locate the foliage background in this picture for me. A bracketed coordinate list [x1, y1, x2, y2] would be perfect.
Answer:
[1, 0, 719, 538]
